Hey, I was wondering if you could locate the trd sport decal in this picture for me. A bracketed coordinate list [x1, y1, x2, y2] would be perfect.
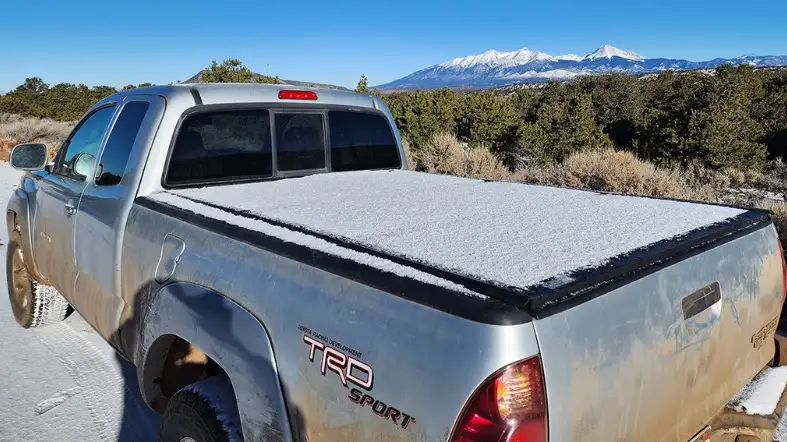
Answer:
[300, 326, 416, 430]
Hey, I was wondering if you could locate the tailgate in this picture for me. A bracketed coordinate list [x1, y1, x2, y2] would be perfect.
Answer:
[532, 217, 785, 442]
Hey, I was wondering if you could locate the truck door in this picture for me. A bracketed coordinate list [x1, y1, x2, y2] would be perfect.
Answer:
[33, 105, 117, 299]
[73, 96, 163, 341]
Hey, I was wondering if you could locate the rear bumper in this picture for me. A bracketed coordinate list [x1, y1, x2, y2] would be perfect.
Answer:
[708, 332, 787, 442]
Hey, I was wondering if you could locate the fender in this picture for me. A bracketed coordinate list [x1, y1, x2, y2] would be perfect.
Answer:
[6, 182, 47, 282]
[137, 281, 292, 442]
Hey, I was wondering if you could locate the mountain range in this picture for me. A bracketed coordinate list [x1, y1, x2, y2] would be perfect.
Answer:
[374, 45, 787, 91]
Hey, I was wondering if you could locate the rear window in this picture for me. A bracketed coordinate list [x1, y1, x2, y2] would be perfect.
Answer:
[275, 113, 326, 171]
[165, 108, 400, 187]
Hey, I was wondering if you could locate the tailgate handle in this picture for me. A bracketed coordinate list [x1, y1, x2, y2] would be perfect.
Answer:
[682, 281, 722, 320]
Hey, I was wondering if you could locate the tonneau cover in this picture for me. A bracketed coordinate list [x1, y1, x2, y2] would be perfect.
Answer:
[153, 170, 759, 300]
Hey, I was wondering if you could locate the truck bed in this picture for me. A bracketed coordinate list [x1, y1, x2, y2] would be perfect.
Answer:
[151, 169, 770, 317]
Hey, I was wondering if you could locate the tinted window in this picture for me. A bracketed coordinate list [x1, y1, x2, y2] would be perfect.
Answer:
[275, 113, 325, 171]
[328, 111, 401, 172]
[96, 101, 150, 186]
[167, 110, 273, 185]
[55, 106, 116, 180]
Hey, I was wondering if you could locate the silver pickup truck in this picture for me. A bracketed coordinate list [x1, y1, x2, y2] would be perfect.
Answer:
[5, 83, 786, 442]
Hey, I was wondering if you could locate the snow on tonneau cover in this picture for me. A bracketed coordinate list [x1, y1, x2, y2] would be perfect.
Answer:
[157, 169, 746, 294]
[153, 169, 784, 442]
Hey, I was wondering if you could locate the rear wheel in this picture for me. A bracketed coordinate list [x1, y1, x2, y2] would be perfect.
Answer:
[159, 375, 243, 442]
[6, 229, 71, 328]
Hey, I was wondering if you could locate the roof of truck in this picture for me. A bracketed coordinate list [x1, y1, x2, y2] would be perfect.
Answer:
[99, 82, 380, 108]
[152, 169, 759, 301]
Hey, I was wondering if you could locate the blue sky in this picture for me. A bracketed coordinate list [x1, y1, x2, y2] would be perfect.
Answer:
[1, 0, 786, 92]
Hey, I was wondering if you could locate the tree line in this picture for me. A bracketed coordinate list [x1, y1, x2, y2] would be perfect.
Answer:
[2, 59, 785, 172]
[0, 59, 280, 122]
[382, 65, 787, 172]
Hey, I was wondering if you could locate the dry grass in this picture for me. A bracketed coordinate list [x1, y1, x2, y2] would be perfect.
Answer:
[519, 149, 701, 200]
[407, 134, 723, 201]
[407, 132, 512, 180]
[0, 113, 73, 160]
[407, 135, 727, 201]
[763, 201, 787, 236]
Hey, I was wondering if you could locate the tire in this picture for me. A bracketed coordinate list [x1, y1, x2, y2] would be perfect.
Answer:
[159, 375, 243, 442]
[6, 228, 72, 328]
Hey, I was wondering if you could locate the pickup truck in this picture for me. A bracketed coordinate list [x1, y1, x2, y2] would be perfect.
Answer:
[4, 83, 786, 442]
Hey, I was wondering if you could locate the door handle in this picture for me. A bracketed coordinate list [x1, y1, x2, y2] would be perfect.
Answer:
[682, 281, 722, 320]
[64, 201, 76, 216]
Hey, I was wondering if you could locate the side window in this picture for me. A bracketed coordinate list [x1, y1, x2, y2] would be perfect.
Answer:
[274, 113, 326, 171]
[55, 106, 116, 181]
[96, 101, 150, 186]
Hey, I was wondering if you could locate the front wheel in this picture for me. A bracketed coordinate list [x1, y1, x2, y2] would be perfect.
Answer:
[6, 229, 71, 328]
[159, 375, 243, 442]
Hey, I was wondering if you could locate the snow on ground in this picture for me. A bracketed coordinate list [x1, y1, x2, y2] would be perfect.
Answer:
[0, 162, 159, 441]
[777, 410, 787, 442]
[778, 413, 787, 442]
[728, 366, 787, 415]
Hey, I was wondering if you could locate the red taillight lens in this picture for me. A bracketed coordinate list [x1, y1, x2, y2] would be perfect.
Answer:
[779, 240, 787, 305]
[278, 89, 318, 100]
[451, 356, 547, 442]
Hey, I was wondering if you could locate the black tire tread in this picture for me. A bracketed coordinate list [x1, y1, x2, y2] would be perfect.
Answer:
[28, 281, 71, 327]
[159, 375, 243, 442]
[7, 229, 71, 329]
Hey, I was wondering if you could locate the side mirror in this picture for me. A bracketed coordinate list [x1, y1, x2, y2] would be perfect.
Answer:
[9, 143, 48, 171]
[72, 152, 97, 180]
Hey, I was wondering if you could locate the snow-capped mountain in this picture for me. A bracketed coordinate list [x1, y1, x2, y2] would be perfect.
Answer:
[584, 44, 644, 61]
[375, 45, 787, 90]
[442, 48, 583, 68]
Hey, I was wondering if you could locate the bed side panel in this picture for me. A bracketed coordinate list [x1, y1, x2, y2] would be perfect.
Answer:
[534, 224, 783, 442]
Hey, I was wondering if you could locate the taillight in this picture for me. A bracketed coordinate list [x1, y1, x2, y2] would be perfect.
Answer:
[278, 89, 318, 100]
[450, 356, 547, 442]
[779, 240, 787, 305]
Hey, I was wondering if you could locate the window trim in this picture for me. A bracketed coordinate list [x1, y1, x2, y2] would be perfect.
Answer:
[52, 103, 118, 181]
[161, 103, 401, 190]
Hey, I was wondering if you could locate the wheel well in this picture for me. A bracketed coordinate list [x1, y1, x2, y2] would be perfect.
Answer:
[144, 335, 227, 412]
